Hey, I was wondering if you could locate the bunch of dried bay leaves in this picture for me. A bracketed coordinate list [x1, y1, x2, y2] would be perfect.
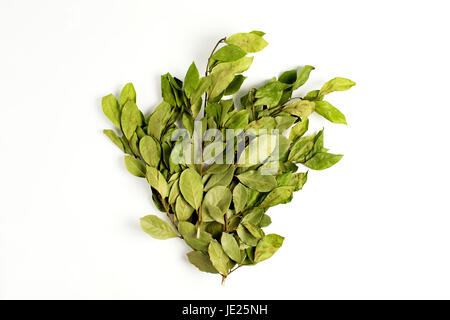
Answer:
[101, 31, 355, 284]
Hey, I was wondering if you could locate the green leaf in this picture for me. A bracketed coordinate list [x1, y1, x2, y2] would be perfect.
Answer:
[140, 215, 178, 240]
[293, 172, 308, 191]
[279, 69, 298, 84]
[212, 44, 247, 62]
[147, 101, 173, 140]
[187, 251, 218, 273]
[179, 168, 203, 210]
[119, 83, 136, 107]
[124, 155, 146, 177]
[190, 76, 211, 103]
[259, 214, 272, 228]
[129, 132, 140, 156]
[260, 186, 294, 208]
[289, 118, 309, 142]
[103, 129, 125, 152]
[221, 233, 243, 263]
[319, 77, 355, 96]
[225, 32, 268, 53]
[233, 183, 247, 213]
[146, 166, 169, 198]
[175, 195, 194, 221]
[254, 234, 284, 263]
[179, 221, 212, 251]
[182, 112, 194, 136]
[303, 90, 321, 101]
[314, 101, 347, 124]
[283, 100, 315, 118]
[236, 224, 259, 246]
[208, 239, 231, 276]
[184, 62, 200, 98]
[293, 65, 315, 90]
[242, 208, 264, 225]
[202, 186, 232, 215]
[250, 30, 265, 37]
[161, 73, 177, 106]
[168, 179, 180, 205]
[242, 222, 264, 239]
[237, 134, 278, 167]
[224, 75, 246, 95]
[275, 115, 296, 133]
[288, 134, 316, 162]
[208, 57, 253, 98]
[246, 117, 277, 134]
[139, 135, 161, 167]
[204, 165, 234, 192]
[102, 94, 121, 128]
[224, 109, 249, 130]
[236, 170, 277, 192]
[121, 100, 142, 140]
[255, 81, 290, 98]
[304, 152, 343, 170]
[205, 203, 224, 224]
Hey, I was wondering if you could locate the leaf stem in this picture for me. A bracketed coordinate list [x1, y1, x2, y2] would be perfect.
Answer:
[203, 37, 226, 109]
[160, 195, 182, 238]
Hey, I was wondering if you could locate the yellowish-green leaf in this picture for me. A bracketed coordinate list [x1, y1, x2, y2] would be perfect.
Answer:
[175, 195, 194, 221]
[304, 152, 343, 170]
[103, 129, 125, 152]
[289, 118, 309, 142]
[225, 32, 268, 53]
[254, 234, 284, 263]
[179, 168, 203, 210]
[314, 101, 347, 124]
[119, 83, 136, 107]
[102, 94, 121, 128]
[208, 239, 231, 276]
[319, 77, 355, 96]
[260, 186, 294, 208]
[124, 155, 145, 177]
[146, 166, 169, 198]
[139, 135, 161, 167]
[221, 233, 243, 263]
[283, 100, 315, 118]
[140, 215, 178, 240]
[233, 183, 247, 213]
[236, 170, 277, 192]
[187, 251, 218, 273]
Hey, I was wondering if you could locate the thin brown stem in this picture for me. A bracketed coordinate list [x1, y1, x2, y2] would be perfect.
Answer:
[160, 195, 182, 238]
[203, 37, 226, 109]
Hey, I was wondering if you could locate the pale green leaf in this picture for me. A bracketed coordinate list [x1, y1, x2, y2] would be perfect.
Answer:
[236, 170, 277, 192]
[119, 83, 136, 107]
[225, 32, 268, 52]
[140, 215, 178, 240]
[179, 168, 203, 210]
[102, 94, 121, 128]
[124, 155, 145, 177]
[208, 239, 231, 276]
[233, 183, 247, 213]
[314, 101, 347, 124]
[319, 77, 355, 96]
[146, 166, 169, 198]
[254, 234, 284, 263]
[221, 233, 243, 263]
[304, 152, 343, 170]
[187, 251, 218, 273]
[139, 135, 161, 167]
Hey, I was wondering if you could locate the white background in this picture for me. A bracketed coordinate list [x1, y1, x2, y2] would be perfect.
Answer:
[1, 0, 449, 299]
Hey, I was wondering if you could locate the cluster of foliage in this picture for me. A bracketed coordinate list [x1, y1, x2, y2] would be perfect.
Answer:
[101, 31, 355, 283]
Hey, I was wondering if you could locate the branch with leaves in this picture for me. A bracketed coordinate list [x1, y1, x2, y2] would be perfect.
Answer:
[101, 31, 355, 284]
